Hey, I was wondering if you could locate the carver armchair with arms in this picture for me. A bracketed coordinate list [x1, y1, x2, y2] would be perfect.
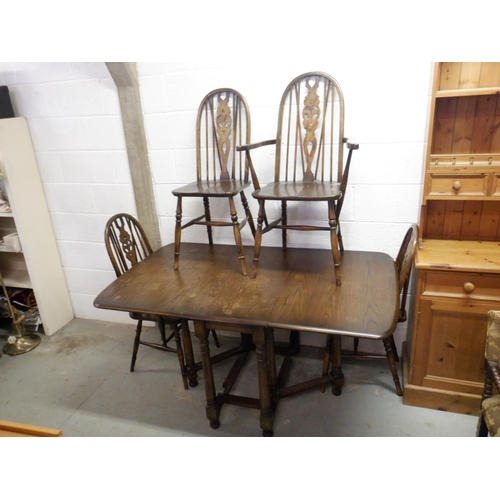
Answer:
[238, 72, 358, 283]
[172, 88, 256, 276]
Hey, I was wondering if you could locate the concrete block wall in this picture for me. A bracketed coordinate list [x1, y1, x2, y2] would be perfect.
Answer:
[0, 61, 433, 351]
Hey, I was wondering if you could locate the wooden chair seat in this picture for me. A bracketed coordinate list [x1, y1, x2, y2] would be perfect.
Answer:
[253, 181, 342, 201]
[172, 179, 251, 198]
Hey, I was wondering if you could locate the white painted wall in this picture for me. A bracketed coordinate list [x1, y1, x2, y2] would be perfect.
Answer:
[0, 61, 433, 350]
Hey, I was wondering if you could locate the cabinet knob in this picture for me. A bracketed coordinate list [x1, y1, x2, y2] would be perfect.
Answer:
[463, 282, 475, 294]
[452, 181, 462, 191]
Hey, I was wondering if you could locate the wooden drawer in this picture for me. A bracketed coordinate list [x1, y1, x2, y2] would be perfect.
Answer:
[422, 270, 500, 301]
[492, 173, 500, 196]
[427, 173, 489, 197]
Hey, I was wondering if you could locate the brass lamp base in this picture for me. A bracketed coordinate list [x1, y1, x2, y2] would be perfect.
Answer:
[3, 333, 41, 356]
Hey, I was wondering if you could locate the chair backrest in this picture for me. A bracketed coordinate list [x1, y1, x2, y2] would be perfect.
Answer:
[395, 223, 418, 292]
[275, 72, 345, 183]
[196, 88, 251, 182]
[104, 213, 153, 277]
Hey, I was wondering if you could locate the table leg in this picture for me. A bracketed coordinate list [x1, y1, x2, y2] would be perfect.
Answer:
[180, 320, 198, 388]
[265, 328, 277, 396]
[330, 335, 344, 396]
[320, 335, 332, 393]
[194, 320, 220, 429]
[254, 327, 274, 437]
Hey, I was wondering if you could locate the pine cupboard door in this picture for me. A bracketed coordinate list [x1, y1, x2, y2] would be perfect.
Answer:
[410, 295, 495, 396]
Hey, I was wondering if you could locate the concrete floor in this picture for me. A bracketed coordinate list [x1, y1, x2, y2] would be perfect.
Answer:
[0, 318, 478, 438]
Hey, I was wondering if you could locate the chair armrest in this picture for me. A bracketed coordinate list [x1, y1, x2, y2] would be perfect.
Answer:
[343, 138, 359, 150]
[238, 140, 276, 191]
[237, 139, 277, 152]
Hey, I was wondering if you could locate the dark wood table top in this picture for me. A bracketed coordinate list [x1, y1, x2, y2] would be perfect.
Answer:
[94, 243, 399, 340]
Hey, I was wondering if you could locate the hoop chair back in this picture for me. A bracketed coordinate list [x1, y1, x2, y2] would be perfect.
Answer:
[274, 71, 346, 184]
[105, 213, 152, 277]
[196, 88, 252, 183]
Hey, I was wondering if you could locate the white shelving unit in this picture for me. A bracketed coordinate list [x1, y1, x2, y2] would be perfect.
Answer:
[0, 117, 73, 336]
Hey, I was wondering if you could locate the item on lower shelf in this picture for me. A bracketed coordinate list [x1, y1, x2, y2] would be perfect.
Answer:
[9, 288, 37, 310]
[3, 233, 21, 252]
[19, 309, 42, 330]
[0, 198, 11, 213]
[0, 287, 42, 334]
[0, 278, 41, 355]
[0, 175, 11, 213]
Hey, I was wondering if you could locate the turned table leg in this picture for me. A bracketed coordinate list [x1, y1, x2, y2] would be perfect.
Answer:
[265, 328, 278, 397]
[330, 335, 345, 396]
[254, 327, 274, 437]
[194, 320, 220, 429]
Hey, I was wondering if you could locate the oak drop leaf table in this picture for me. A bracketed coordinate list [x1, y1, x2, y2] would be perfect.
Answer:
[94, 243, 399, 436]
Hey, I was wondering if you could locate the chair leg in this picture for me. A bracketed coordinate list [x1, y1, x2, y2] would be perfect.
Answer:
[281, 200, 287, 248]
[171, 322, 188, 390]
[328, 200, 342, 286]
[353, 337, 359, 355]
[157, 316, 167, 347]
[337, 221, 344, 253]
[288, 330, 300, 355]
[383, 337, 403, 396]
[180, 320, 198, 388]
[228, 196, 247, 276]
[174, 196, 183, 270]
[477, 364, 494, 436]
[240, 191, 256, 237]
[389, 335, 400, 363]
[211, 329, 220, 348]
[203, 196, 214, 245]
[252, 200, 265, 279]
[131, 319, 142, 372]
[477, 408, 489, 436]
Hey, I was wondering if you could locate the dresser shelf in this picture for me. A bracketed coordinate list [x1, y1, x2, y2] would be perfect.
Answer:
[0, 117, 73, 335]
[404, 63, 500, 416]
